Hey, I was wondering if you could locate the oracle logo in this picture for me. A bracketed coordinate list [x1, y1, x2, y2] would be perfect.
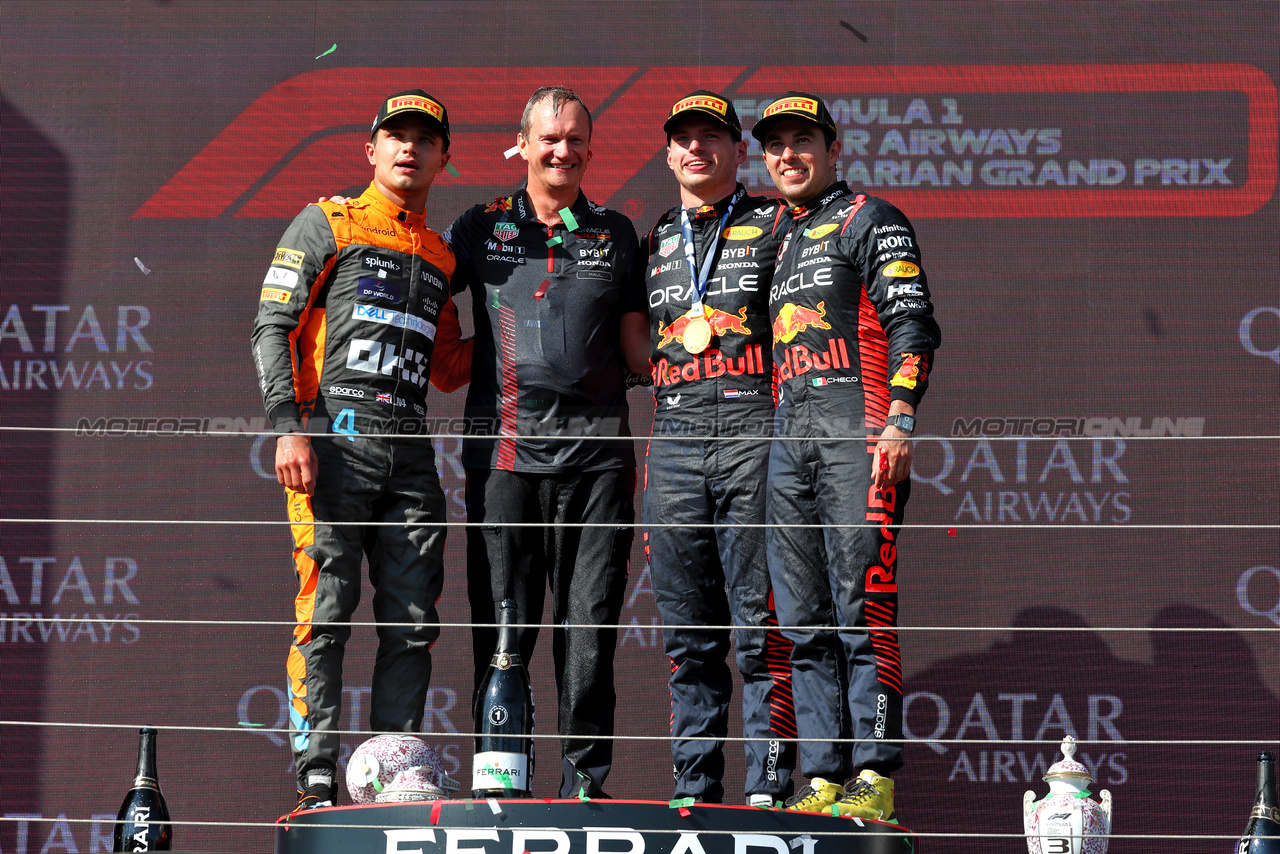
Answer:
[134, 64, 1276, 219]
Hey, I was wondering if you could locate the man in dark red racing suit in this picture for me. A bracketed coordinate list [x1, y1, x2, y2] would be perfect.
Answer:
[755, 92, 941, 820]
[642, 91, 797, 806]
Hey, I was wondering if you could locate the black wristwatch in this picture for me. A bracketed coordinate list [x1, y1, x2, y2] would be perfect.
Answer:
[884, 414, 916, 435]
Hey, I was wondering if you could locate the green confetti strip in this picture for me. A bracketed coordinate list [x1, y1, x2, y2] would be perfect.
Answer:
[445, 162, 460, 177]
[546, 236, 563, 247]
[236, 721, 263, 727]
[578, 786, 589, 802]
[559, 208, 579, 231]
[1075, 789, 1093, 798]
[372, 778, 383, 793]
[315, 44, 336, 59]
[668, 798, 695, 808]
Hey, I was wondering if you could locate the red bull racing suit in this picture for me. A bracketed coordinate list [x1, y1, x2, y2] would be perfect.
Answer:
[250, 183, 457, 797]
[643, 185, 797, 803]
[766, 181, 940, 781]
[444, 188, 646, 797]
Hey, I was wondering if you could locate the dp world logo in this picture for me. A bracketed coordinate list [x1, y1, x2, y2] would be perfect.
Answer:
[493, 223, 519, 243]
[488, 705, 509, 726]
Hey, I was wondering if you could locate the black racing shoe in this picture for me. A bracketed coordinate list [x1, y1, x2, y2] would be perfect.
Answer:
[295, 782, 336, 811]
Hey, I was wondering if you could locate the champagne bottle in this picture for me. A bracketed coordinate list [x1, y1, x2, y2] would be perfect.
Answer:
[471, 598, 534, 797]
[113, 727, 173, 852]
[1239, 752, 1280, 853]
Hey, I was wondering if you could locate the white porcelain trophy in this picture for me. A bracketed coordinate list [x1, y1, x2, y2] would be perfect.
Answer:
[1023, 735, 1113, 854]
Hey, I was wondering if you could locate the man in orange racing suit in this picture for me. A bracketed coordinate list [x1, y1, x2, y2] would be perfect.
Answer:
[251, 89, 468, 811]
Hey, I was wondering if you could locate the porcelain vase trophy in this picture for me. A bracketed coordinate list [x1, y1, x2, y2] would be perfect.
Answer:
[1023, 735, 1113, 854]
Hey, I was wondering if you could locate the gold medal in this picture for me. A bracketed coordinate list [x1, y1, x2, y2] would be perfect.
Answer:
[683, 314, 712, 354]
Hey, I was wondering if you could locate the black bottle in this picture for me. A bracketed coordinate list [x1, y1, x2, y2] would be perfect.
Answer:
[113, 728, 172, 852]
[1239, 752, 1280, 853]
[471, 599, 534, 797]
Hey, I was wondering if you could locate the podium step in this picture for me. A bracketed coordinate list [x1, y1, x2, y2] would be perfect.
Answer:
[276, 799, 918, 854]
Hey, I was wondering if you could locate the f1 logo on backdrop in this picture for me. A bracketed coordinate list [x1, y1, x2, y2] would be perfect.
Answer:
[133, 64, 1277, 219]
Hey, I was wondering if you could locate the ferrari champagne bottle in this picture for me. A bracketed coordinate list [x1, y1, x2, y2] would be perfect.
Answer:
[1239, 752, 1280, 853]
[471, 599, 534, 797]
[113, 728, 172, 852]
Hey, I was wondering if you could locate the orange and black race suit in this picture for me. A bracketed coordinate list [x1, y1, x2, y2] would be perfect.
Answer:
[765, 181, 941, 781]
[250, 183, 464, 794]
[641, 186, 797, 802]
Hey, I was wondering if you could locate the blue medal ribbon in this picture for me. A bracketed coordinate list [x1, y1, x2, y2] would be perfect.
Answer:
[679, 189, 742, 317]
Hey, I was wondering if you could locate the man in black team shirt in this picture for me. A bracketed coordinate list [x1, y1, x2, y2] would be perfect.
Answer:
[641, 91, 796, 807]
[754, 92, 941, 820]
[444, 86, 651, 798]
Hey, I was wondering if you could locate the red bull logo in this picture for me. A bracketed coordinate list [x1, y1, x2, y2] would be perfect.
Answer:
[777, 337, 852, 381]
[657, 306, 752, 349]
[891, 352, 926, 390]
[653, 344, 768, 388]
[484, 196, 513, 213]
[772, 301, 832, 344]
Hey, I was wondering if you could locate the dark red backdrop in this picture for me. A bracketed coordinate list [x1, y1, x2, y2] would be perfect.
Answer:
[1, 3, 1276, 851]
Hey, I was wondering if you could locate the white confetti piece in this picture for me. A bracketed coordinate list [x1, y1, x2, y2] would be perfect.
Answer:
[504, 145, 520, 159]
[487, 798, 503, 815]
[134, 257, 151, 275]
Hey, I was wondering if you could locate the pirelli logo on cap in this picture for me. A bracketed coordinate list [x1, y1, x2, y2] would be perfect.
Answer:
[672, 95, 728, 117]
[764, 97, 819, 118]
[386, 95, 444, 121]
[273, 248, 306, 269]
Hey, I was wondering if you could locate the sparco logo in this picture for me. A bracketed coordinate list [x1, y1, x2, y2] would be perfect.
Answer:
[329, 385, 365, 398]
[874, 693, 888, 739]
[766, 739, 781, 782]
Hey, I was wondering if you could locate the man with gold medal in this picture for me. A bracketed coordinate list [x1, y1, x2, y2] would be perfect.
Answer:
[640, 90, 797, 806]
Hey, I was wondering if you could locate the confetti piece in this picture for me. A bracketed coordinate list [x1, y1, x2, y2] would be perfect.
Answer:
[852, 817, 865, 827]
[546, 236, 563, 247]
[668, 798, 695, 809]
[445, 162, 460, 177]
[533, 279, 550, 300]
[578, 787, 589, 802]
[487, 798, 503, 816]
[678, 807, 691, 817]
[465, 799, 474, 811]
[134, 257, 151, 275]
[948, 527, 957, 537]
[430, 800, 442, 824]
[559, 208, 579, 231]
[504, 145, 520, 159]
[236, 721, 263, 727]
[372, 778, 383, 793]
[315, 44, 337, 59]
[839, 21, 869, 42]
[1075, 789, 1093, 798]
